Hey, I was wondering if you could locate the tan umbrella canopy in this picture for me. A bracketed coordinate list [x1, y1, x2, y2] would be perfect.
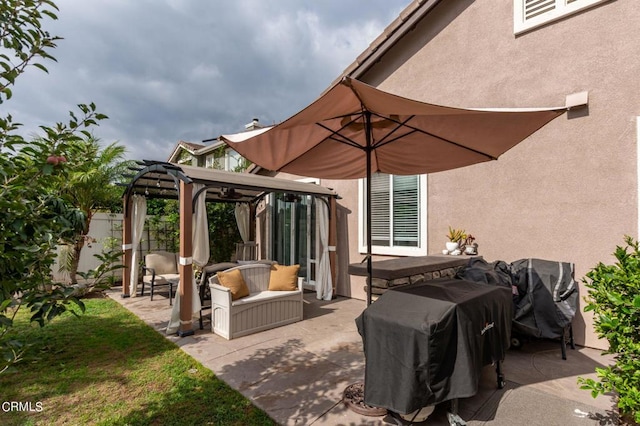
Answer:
[220, 76, 569, 304]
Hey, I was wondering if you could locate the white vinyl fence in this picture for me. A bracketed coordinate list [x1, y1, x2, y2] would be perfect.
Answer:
[52, 213, 177, 284]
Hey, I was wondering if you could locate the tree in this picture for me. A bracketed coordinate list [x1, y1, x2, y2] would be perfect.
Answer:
[0, 0, 60, 104]
[56, 137, 133, 284]
[0, 0, 109, 373]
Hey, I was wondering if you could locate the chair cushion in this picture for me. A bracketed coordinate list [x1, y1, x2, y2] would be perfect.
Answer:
[268, 264, 300, 291]
[216, 269, 250, 300]
[143, 273, 180, 285]
[145, 252, 178, 275]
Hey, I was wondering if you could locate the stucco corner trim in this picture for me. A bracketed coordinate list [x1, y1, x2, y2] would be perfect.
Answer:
[637, 117, 640, 239]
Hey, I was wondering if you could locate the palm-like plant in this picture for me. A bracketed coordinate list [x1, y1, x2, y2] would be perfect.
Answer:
[57, 137, 132, 284]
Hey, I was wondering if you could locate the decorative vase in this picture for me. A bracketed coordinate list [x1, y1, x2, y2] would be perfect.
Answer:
[465, 246, 476, 255]
[445, 241, 459, 252]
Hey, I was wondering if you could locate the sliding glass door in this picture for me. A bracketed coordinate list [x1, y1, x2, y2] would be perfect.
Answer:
[271, 193, 317, 290]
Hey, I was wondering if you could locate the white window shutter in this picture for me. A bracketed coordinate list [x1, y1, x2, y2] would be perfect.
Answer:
[370, 173, 390, 246]
[524, 0, 555, 21]
[392, 175, 419, 247]
[515, 0, 612, 35]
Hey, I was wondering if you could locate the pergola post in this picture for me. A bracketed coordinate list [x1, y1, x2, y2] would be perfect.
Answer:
[249, 202, 257, 243]
[122, 195, 133, 298]
[328, 196, 338, 298]
[178, 179, 194, 337]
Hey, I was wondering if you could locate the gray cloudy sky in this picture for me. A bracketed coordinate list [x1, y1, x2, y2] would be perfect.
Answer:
[7, 0, 410, 161]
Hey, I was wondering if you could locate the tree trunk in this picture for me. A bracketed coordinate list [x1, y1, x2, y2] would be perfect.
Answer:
[69, 239, 84, 285]
[69, 213, 92, 285]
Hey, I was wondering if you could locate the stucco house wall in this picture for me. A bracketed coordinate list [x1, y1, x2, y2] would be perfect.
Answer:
[316, 0, 638, 349]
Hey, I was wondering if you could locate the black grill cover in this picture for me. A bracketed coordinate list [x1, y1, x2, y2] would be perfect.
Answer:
[511, 258, 579, 339]
[355, 279, 512, 414]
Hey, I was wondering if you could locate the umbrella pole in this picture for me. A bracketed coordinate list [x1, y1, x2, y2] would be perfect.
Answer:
[365, 112, 373, 306]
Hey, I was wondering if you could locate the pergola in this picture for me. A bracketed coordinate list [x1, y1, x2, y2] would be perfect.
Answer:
[121, 160, 339, 336]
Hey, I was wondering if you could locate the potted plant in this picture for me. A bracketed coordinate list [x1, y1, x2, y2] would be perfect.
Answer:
[446, 227, 466, 253]
[463, 235, 477, 254]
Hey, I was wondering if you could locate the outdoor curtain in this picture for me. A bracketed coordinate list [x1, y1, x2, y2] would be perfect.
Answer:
[316, 200, 333, 300]
[235, 203, 250, 243]
[192, 183, 210, 267]
[129, 194, 147, 297]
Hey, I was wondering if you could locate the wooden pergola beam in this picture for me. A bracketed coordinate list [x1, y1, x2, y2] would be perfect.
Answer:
[178, 180, 194, 336]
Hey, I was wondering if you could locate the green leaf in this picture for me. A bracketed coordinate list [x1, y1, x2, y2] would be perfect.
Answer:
[606, 292, 624, 306]
[32, 63, 49, 73]
[633, 296, 640, 309]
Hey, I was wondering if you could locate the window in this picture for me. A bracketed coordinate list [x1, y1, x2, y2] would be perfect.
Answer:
[205, 149, 243, 171]
[227, 149, 242, 171]
[514, 0, 611, 34]
[359, 173, 427, 256]
[205, 154, 217, 169]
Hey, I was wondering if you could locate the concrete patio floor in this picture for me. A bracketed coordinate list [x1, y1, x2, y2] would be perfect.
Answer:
[108, 288, 619, 425]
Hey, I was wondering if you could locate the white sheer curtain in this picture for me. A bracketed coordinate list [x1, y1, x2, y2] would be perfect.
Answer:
[129, 195, 147, 297]
[234, 203, 250, 243]
[316, 200, 332, 300]
[192, 183, 210, 267]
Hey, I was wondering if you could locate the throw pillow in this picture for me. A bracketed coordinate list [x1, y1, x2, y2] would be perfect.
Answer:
[216, 269, 250, 300]
[268, 264, 300, 291]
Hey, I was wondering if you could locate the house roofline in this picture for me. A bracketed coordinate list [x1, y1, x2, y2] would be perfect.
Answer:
[167, 140, 200, 162]
[329, 0, 442, 87]
[167, 140, 226, 163]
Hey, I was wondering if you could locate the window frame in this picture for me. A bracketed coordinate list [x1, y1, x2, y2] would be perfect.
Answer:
[205, 148, 241, 171]
[514, 0, 611, 35]
[358, 174, 428, 256]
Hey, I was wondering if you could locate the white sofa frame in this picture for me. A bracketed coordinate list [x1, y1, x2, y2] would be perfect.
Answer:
[209, 263, 303, 340]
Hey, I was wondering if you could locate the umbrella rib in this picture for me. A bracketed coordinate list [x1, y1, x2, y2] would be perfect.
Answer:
[274, 121, 365, 172]
[373, 121, 498, 161]
[316, 121, 366, 150]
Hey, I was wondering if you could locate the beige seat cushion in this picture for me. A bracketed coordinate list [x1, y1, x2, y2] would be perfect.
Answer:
[145, 252, 178, 275]
[268, 264, 300, 291]
[143, 273, 180, 285]
[217, 269, 250, 300]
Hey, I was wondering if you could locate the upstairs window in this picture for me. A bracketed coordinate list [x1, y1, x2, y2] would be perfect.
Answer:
[514, 0, 611, 34]
[205, 149, 245, 171]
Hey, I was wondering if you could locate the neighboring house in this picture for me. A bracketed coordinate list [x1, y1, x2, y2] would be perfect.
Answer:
[167, 119, 263, 170]
[266, 0, 636, 349]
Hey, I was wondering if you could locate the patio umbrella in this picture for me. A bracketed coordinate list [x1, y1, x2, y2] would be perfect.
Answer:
[220, 76, 568, 305]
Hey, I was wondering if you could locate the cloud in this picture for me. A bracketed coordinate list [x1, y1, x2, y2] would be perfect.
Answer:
[5, 0, 409, 161]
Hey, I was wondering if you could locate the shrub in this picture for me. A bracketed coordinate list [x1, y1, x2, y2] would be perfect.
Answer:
[579, 235, 640, 424]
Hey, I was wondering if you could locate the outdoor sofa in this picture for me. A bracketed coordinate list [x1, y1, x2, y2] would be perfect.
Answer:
[209, 263, 303, 339]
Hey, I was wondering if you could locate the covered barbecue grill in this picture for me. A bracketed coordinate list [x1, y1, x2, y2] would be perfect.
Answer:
[457, 257, 579, 358]
[355, 278, 513, 415]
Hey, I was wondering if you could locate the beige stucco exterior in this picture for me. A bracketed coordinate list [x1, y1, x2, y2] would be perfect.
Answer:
[297, 0, 638, 349]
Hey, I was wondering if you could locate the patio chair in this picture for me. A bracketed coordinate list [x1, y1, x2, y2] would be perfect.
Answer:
[141, 251, 179, 305]
[235, 241, 258, 261]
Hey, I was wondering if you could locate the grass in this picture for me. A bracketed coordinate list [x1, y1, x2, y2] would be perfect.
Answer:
[0, 297, 276, 426]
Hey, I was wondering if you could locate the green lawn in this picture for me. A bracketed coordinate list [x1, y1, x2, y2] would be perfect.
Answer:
[0, 297, 276, 425]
